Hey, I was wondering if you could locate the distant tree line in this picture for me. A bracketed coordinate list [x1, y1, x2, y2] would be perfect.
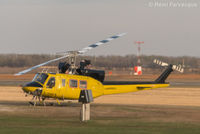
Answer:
[0, 54, 199, 69]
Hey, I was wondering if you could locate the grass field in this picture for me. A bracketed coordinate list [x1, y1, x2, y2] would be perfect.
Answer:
[0, 104, 200, 134]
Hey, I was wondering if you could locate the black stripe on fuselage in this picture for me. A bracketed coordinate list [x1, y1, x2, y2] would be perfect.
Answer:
[89, 44, 98, 48]
[103, 81, 168, 85]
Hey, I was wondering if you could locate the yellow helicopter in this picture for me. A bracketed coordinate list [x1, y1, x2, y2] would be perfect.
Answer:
[15, 33, 183, 105]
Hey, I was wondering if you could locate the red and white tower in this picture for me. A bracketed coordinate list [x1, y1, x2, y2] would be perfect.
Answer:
[134, 41, 144, 75]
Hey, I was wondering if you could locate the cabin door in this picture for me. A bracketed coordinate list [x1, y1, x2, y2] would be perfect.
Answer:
[44, 77, 56, 97]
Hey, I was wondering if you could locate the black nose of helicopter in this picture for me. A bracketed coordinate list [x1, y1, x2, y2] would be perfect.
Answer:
[22, 81, 43, 94]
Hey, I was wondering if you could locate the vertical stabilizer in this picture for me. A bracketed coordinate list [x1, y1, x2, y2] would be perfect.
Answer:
[155, 65, 173, 83]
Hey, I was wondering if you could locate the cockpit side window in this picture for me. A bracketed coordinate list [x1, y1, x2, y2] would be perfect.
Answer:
[46, 77, 56, 88]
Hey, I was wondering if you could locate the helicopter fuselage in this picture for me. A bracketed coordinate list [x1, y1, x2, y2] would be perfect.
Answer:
[22, 73, 169, 100]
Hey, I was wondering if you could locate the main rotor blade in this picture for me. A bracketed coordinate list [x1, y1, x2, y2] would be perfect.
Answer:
[15, 33, 126, 76]
[15, 54, 69, 76]
[78, 33, 126, 54]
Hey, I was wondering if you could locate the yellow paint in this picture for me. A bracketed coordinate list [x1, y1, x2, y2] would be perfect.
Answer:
[103, 83, 169, 95]
[22, 73, 169, 100]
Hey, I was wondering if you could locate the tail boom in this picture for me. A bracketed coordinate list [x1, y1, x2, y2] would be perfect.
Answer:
[103, 82, 169, 95]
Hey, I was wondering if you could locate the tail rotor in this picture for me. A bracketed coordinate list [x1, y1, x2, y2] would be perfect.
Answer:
[153, 59, 184, 83]
[153, 59, 184, 73]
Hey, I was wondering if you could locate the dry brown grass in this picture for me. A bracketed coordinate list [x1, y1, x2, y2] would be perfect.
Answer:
[0, 86, 200, 107]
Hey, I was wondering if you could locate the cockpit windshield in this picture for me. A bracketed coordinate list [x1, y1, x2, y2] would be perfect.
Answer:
[32, 73, 48, 84]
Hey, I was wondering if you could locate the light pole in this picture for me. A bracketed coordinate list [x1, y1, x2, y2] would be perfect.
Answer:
[134, 41, 144, 75]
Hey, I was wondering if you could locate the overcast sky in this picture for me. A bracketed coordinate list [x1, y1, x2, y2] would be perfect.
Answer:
[0, 0, 200, 57]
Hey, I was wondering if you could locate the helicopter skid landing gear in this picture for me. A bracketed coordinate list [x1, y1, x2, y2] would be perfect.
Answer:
[29, 89, 46, 106]
[29, 96, 46, 106]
